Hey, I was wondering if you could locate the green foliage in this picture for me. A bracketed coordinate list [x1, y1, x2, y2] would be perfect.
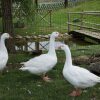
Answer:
[0, 69, 100, 100]
[13, 0, 100, 35]
[12, 0, 35, 22]
[0, 0, 100, 35]
[8, 53, 33, 63]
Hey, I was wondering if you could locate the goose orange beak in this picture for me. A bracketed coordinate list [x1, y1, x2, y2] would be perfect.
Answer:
[9, 36, 13, 39]
[58, 33, 63, 37]
[57, 44, 62, 49]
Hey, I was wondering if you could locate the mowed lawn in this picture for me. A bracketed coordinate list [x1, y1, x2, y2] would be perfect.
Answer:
[0, 45, 100, 100]
[0, 0, 100, 35]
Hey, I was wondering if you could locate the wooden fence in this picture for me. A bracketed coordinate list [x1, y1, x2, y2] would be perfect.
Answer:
[67, 11, 100, 33]
[15, 34, 70, 52]
[67, 11, 100, 42]
[37, 0, 90, 9]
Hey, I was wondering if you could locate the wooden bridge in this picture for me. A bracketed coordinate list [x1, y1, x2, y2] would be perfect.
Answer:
[67, 11, 100, 43]
[73, 30, 100, 40]
[14, 33, 70, 52]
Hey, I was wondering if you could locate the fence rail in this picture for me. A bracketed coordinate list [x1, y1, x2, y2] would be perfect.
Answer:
[38, 2, 64, 10]
[67, 22, 100, 31]
[67, 11, 100, 33]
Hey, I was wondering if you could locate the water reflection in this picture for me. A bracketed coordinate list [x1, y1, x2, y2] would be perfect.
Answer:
[15, 37, 92, 51]
[15, 41, 64, 51]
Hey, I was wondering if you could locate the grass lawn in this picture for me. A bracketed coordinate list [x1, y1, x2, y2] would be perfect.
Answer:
[0, 45, 100, 100]
[13, 0, 100, 36]
[0, 0, 100, 35]
[0, 65, 100, 100]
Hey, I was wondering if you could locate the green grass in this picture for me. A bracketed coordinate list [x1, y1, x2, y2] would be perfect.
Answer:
[0, 45, 100, 100]
[0, 0, 100, 35]
[12, 0, 100, 35]
[66, 0, 100, 32]
[68, 0, 100, 12]
[0, 66, 100, 100]
[18, 0, 100, 34]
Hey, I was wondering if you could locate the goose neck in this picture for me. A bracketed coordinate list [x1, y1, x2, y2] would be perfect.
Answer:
[64, 47, 72, 67]
[48, 37, 56, 56]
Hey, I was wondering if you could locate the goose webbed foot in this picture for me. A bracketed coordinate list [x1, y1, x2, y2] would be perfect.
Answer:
[42, 74, 52, 82]
[69, 89, 82, 96]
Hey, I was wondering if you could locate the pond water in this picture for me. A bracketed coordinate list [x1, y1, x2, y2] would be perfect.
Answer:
[15, 41, 64, 51]
[27, 41, 64, 51]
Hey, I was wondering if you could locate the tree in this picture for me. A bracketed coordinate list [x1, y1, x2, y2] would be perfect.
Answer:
[12, 0, 34, 23]
[1, 0, 15, 53]
[64, 0, 68, 8]
[1, 0, 34, 53]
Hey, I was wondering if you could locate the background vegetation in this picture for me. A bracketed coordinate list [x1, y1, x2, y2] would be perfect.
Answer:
[0, 0, 100, 35]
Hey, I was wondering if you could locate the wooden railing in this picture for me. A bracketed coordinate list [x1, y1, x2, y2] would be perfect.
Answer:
[67, 11, 100, 33]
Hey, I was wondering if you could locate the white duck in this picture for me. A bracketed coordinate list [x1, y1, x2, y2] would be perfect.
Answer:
[20, 32, 60, 82]
[60, 44, 100, 96]
[0, 33, 11, 73]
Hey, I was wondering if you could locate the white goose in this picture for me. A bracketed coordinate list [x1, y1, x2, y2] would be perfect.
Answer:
[0, 33, 11, 72]
[20, 32, 60, 82]
[60, 44, 100, 96]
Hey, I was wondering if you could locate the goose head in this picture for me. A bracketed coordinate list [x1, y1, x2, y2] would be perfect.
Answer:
[59, 44, 69, 51]
[1, 33, 11, 40]
[50, 32, 60, 38]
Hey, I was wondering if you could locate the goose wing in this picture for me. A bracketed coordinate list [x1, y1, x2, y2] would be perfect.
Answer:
[21, 54, 57, 68]
[0, 51, 8, 68]
[71, 66, 100, 87]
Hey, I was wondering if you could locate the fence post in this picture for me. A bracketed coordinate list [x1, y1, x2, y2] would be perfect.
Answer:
[68, 12, 70, 33]
[80, 11, 84, 30]
[35, 41, 39, 52]
[49, 10, 52, 27]
[34, 0, 40, 53]
[64, 0, 68, 8]
[35, 0, 38, 7]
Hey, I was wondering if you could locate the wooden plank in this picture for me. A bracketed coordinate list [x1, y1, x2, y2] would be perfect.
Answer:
[15, 34, 69, 42]
[67, 22, 100, 31]
[68, 11, 100, 15]
[82, 21, 100, 26]
[74, 30, 100, 40]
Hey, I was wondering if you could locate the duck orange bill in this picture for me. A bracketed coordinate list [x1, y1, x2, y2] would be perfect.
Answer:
[57, 45, 62, 49]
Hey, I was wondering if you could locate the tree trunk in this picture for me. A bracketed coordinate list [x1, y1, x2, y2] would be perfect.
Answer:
[1, 0, 15, 53]
[35, 0, 38, 7]
[64, 0, 68, 8]
[0, 1, 1, 17]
